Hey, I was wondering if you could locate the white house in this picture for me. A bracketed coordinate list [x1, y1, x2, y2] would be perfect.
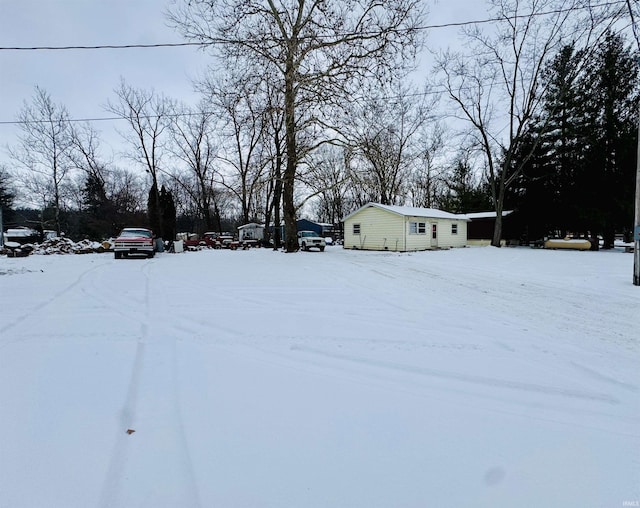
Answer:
[237, 222, 265, 242]
[342, 203, 469, 251]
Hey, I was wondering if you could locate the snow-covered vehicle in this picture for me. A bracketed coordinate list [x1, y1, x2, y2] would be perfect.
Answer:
[182, 232, 219, 249]
[114, 228, 155, 259]
[297, 230, 326, 252]
[3, 227, 41, 245]
[214, 234, 240, 250]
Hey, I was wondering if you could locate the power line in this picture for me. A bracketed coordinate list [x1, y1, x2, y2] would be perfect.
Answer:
[0, 1, 625, 52]
[0, 115, 123, 125]
[0, 42, 203, 51]
[0, 0, 630, 126]
[0, 111, 202, 126]
[0, 86, 455, 126]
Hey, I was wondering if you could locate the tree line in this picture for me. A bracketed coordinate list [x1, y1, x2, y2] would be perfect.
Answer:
[513, 33, 638, 247]
[1, 0, 637, 249]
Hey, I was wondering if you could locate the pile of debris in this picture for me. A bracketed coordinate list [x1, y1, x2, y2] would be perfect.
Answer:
[1, 237, 110, 256]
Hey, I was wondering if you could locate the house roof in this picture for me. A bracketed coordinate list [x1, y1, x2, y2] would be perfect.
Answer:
[296, 218, 333, 227]
[465, 210, 513, 220]
[342, 203, 469, 222]
[237, 223, 264, 229]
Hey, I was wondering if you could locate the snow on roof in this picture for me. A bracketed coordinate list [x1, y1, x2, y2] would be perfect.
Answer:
[465, 210, 513, 219]
[238, 223, 264, 229]
[5, 228, 39, 237]
[343, 203, 469, 221]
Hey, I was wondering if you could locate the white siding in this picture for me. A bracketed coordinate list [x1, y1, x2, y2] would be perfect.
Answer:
[436, 219, 468, 248]
[343, 205, 468, 251]
[344, 207, 406, 251]
[405, 216, 431, 251]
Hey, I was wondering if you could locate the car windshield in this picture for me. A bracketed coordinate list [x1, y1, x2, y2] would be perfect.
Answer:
[120, 229, 151, 238]
[300, 231, 317, 237]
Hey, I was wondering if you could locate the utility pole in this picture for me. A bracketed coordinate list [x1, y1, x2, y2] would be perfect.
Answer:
[634, 118, 640, 285]
[629, 3, 640, 285]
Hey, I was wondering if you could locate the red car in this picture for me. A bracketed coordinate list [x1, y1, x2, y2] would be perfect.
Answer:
[114, 228, 156, 259]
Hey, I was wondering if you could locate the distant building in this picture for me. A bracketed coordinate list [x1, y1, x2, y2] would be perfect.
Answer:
[237, 223, 265, 242]
[269, 219, 337, 242]
[466, 211, 516, 246]
[296, 219, 334, 237]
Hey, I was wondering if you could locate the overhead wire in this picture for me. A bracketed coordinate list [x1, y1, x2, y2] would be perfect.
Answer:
[0, 0, 632, 126]
[0, 0, 626, 51]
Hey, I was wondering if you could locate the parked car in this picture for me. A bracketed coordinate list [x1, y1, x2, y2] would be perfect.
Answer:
[114, 228, 155, 259]
[214, 234, 239, 249]
[182, 232, 219, 249]
[297, 230, 326, 252]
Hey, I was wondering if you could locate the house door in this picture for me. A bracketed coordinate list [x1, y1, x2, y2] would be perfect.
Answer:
[430, 223, 438, 248]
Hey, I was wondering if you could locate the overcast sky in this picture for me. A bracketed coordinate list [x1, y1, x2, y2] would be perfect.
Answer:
[0, 0, 488, 169]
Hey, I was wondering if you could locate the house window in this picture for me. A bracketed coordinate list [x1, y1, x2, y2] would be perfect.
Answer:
[432, 224, 437, 239]
[353, 223, 361, 235]
[409, 221, 426, 234]
[451, 224, 458, 235]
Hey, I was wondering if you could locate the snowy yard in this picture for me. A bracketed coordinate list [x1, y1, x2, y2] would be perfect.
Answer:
[0, 246, 638, 507]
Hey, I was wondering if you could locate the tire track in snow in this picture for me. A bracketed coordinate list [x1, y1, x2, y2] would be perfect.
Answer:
[0, 259, 111, 347]
[374, 253, 636, 349]
[291, 345, 620, 405]
[98, 261, 150, 507]
[569, 361, 638, 392]
[99, 260, 201, 508]
[80, 259, 155, 333]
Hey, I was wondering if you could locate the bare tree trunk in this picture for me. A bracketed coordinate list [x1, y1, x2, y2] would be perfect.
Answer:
[283, 55, 299, 252]
[492, 207, 503, 247]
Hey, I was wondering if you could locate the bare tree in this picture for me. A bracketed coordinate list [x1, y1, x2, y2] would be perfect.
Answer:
[70, 122, 109, 185]
[344, 82, 431, 205]
[168, 0, 424, 251]
[167, 101, 221, 231]
[436, 0, 621, 246]
[203, 70, 269, 225]
[408, 122, 448, 208]
[9, 87, 74, 235]
[261, 77, 287, 248]
[107, 167, 146, 216]
[305, 144, 352, 224]
[106, 79, 174, 236]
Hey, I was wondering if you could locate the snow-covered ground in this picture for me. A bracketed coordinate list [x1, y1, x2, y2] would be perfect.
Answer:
[0, 246, 638, 507]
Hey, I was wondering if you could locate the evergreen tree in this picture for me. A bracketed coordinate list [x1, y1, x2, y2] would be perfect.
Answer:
[580, 32, 638, 248]
[516, 44, 586, 239]
[0, 167, 16, 229]
[441, 155, 492, 213]
[147, 182, 162, 236]
[159, 185, 176, 241]
[0, 168, 15, 211]
[541, 44, 588, 234]
[81, 173, 117, 240]
[515, 37, 638, 244]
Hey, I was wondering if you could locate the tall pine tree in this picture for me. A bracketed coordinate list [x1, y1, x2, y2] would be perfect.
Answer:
[516, 36, 638, 244]
[0, 167, 16, 229]
[81, 172, 117, 240]
[580, 32, 638, 248]
[147, 182, 162, 236]
[159, 185, 176, 242]
[441, 155, 492, 214]
[518, 44, 587, 239]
